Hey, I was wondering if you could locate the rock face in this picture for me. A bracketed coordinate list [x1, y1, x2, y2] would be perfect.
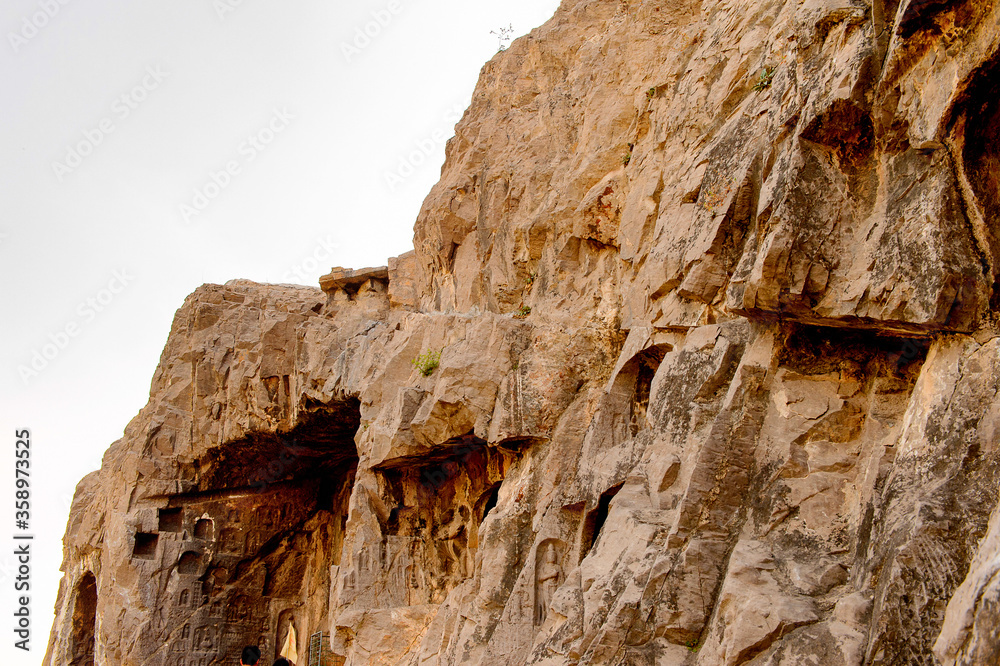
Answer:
[45, 0, 1000, 664]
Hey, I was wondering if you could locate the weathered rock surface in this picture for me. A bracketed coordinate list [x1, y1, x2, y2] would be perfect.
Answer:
[46, 0, 1000, 664]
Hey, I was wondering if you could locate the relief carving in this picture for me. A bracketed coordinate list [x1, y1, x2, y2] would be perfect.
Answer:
[219, 528, 243, 554]
[226, 596, 251, 623]
[342, 568, 356, 594]
[222, 626, 241, 651]
[535, 540, 565, 625]
[193, 624, 217, 650]
[386, 536, 424, 604]
[436, 505, 472, 581]
[373, 443, 506, 606]
[276, 610, 296, 662]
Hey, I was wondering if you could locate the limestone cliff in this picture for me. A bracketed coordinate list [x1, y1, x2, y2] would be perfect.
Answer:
[46, 0, 1000, 664]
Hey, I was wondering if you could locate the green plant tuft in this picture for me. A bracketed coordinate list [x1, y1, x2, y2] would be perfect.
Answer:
[412, 349, 441, 377]
[514, 305, 532, 319]
[685, 639, 700, 652]
[646, 87, 656, 100]
[622, 143, 635, 167]
[752, 65, 776, 92]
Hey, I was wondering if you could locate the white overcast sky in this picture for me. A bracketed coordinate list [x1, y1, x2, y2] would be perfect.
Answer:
[0, 1, 561, 662]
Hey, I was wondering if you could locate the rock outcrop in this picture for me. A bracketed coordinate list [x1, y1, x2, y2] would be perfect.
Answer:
[46, 0, 1000, 664]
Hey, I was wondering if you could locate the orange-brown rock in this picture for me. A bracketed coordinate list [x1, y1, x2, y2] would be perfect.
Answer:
[47, 1, 1000, 664]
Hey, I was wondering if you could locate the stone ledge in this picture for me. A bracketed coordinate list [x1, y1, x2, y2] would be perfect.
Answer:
[319, 266, 389, 293]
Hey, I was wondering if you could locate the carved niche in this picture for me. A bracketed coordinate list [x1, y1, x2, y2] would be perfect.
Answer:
[534, 539, 566, 626]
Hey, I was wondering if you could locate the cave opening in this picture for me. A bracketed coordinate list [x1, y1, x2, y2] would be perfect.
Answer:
[778, 325, 930, 377]
[374, 436, 507, 604]
[956, 51, 1000, 307]
[628, 345, 669, 436]
[965, 72, 1000, 225]
[196, 397, 362, 492]
[581, 482, 625, 560]
[148, 397, 362, 664]
[477, 482, 502, 523]
[69, 572, 97, 666]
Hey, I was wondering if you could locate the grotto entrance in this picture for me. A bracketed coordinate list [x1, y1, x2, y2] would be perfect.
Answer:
[581, 482, 625, 559]
[954, 50, 1000, 306]
[133, 397, 361, 665]
[70, 572, 97, 666]
[367, 435, 509, 605]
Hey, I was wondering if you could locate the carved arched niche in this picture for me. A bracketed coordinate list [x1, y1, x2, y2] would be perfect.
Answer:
[950, 51, 1000, 297]
[580, 483, 624, 561]
[475, 482, 502, 526]
[534, 538, 567, 626]
[607, 342, 671, 439]
[69, 572, 97, 666]
[177, 551, 201, 575]
[194, 517, 214, 540]
[276, 609, 298, 662]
